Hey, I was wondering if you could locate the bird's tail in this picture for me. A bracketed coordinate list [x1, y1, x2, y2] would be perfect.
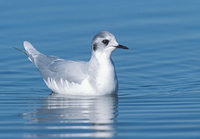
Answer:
[23, 41, 40, 63]
[13, 46, 27, 55]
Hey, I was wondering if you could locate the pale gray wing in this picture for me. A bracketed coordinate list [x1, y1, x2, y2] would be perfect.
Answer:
[24, 41, 88, 84]
[34, 55, 88, 84]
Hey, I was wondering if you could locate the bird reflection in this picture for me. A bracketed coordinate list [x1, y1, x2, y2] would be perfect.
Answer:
[24, 93, 118, 138]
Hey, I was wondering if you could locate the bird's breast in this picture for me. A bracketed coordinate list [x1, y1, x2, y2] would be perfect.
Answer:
[94, 60, 118, 95]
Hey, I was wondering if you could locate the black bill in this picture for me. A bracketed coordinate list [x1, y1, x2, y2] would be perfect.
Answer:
[116, 44, 129, 49]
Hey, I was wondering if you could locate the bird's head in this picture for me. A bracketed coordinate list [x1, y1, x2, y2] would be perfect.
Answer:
[91, 31, 128, 58]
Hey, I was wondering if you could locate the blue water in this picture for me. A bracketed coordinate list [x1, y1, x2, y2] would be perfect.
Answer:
[1, 0, 200, 138]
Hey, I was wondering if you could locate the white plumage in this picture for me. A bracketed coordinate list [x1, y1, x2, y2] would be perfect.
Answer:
[23, 31, 128, 95]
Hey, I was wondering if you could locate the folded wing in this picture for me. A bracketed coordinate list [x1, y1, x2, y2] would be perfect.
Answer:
[24, 41, 88, 84]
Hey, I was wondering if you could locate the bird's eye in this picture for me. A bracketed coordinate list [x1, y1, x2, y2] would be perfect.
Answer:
[102, 39, 109, 45]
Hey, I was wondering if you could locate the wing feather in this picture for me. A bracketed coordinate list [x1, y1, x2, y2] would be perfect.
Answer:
[24, 41, 88, 84]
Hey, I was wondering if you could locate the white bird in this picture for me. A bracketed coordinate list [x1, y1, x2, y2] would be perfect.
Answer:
[22, 31, 128, 96]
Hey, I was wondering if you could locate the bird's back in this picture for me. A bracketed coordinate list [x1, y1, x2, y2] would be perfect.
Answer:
[24, 41, 88, 84]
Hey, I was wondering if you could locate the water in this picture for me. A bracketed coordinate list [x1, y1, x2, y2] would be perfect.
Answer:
[1, 0, 200, 138]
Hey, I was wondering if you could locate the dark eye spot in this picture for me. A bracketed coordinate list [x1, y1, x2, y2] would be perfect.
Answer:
[102, 39, 109, 45]
[93, 43, 97, 51]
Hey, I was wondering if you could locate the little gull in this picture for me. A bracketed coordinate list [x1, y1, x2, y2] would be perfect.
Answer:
[22, 31, 128, 95]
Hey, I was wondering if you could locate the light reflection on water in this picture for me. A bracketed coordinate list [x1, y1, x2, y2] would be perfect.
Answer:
[23, 94, 118, 138]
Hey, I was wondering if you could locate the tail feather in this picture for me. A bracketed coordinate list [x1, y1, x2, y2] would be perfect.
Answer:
[23, 41, 40, 62]
[13, 46, 27, 55]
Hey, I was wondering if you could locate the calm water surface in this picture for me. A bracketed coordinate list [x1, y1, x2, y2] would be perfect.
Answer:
[1, 0, 200, 138]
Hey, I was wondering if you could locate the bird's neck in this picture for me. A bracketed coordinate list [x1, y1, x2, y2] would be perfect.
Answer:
[90, 51, 112, 64]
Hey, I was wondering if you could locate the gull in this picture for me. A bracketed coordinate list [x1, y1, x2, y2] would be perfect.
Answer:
[22, 31, 128, 95]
